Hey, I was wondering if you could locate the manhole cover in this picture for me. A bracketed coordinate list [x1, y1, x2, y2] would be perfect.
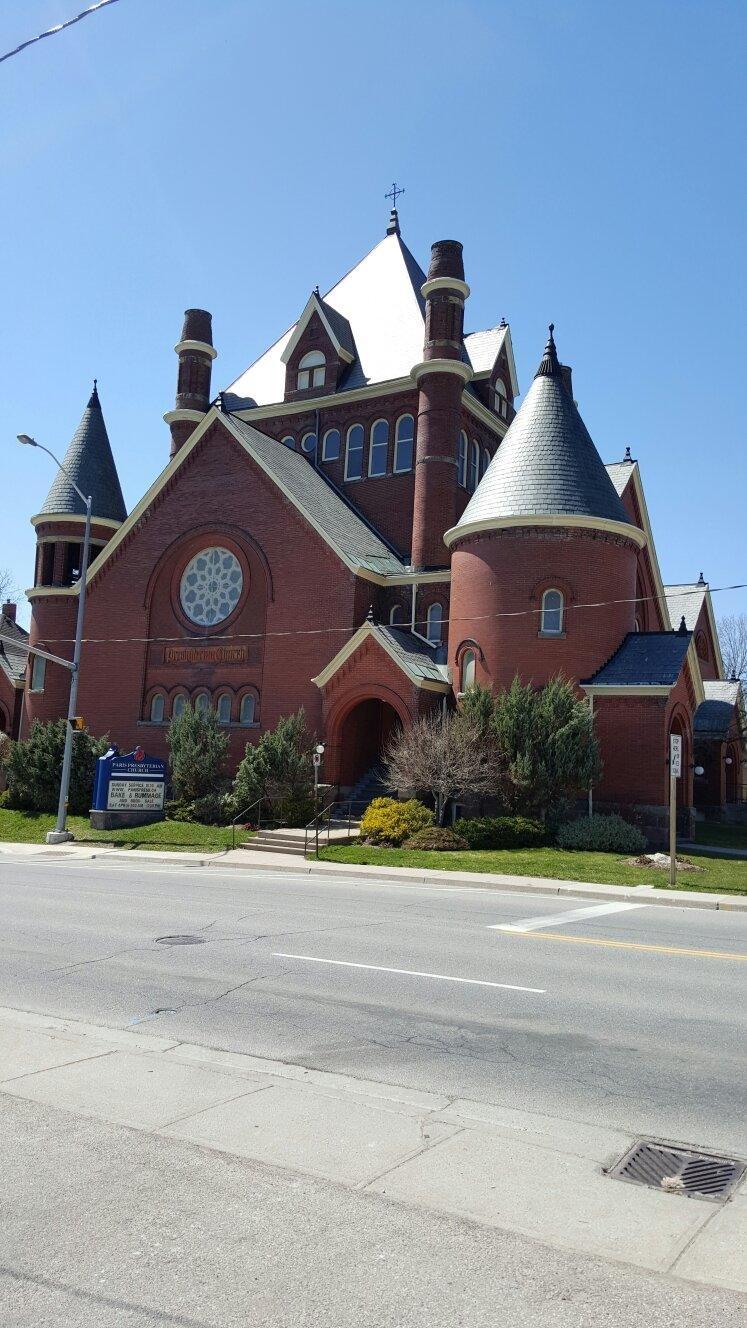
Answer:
[155, 934, 206, 946]
[608, 1139, 745, 1202]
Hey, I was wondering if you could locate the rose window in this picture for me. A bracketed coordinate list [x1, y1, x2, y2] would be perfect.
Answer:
[179, 547, 243, 626]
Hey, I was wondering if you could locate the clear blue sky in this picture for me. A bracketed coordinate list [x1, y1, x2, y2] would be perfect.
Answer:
[3, 0, 745, 629]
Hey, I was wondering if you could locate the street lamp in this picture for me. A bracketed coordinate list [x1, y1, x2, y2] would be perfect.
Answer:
[18, 433, 93, 844]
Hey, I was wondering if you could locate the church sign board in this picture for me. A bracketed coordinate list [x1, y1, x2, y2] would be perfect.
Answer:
[90, 745, 167, 830]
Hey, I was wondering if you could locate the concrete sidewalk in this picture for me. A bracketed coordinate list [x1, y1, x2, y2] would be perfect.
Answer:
[1, 838, 745, 911]
[0, 1005, 744, 1292]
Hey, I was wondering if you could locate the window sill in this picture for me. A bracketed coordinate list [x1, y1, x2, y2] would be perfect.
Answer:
[537, 631, 566, 639]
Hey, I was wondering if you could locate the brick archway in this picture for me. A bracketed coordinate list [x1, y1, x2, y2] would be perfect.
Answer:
[325, 687, 412, 789]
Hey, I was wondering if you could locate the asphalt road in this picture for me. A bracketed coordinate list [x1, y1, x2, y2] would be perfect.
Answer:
[1, 855, 745, 1156]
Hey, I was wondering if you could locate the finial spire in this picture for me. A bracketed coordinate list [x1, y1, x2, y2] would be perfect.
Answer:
[88, 378, 100, 408]
[385, 182, 404, 236]
[678, 615, 688, 634]
[366, 605, 375, 624]
[623, 445, 632, 462]
[697, 570, 705, 585]
[535, 323, 560, 378]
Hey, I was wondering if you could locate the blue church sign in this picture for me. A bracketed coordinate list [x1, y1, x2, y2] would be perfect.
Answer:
[91, 746, 167, 829]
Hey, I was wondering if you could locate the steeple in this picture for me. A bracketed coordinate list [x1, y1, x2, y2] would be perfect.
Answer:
[535, 323, 560, 378]
[37, 382, 126, 524]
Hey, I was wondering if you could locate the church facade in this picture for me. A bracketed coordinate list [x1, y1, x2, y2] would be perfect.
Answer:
[17, 211, 745, 837]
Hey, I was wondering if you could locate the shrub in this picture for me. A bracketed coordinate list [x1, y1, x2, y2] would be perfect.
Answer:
[3, 720, 109, 814]
[166, 792, 233, 826]
[557, 813, 646, 855]
[232, 710, 315, 826]
[458, 815, 549, 850]
[492, 675, 601, 818]
[167, 705, 229, 803]
[403, 826, 468, 851]
[360, 797, 433, 846]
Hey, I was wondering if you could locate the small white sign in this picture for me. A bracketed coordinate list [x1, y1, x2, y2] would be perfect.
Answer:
[670, 734, 682, 778]
[107, 779, 166, 812]
[312, 753, 322, 768]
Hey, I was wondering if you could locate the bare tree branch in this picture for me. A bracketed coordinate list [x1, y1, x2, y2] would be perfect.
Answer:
[719, 614, 747, 683]
[385, 711, 500, 824]
[0, 569, 19, 606]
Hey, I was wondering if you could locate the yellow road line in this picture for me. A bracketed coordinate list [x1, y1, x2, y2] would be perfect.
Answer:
[503, 932, 747, 961]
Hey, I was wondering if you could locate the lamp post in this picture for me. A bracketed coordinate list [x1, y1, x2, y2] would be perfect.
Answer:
[18, 434, 92, 844]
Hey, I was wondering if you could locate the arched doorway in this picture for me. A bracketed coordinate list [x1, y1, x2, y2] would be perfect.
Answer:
[337, 698, 403, 788]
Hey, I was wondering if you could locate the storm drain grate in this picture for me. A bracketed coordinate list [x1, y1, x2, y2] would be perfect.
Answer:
[155, 934, 206, 946]
[608, 1139, 745, 1202]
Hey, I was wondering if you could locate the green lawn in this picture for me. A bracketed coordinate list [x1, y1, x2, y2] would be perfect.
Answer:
[693, 821, 747, 851]
[318, 841, 747, 895]
[0, 808, 237, 852]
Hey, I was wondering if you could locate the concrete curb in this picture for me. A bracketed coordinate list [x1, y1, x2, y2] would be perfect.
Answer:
[1, 840, 745, 911]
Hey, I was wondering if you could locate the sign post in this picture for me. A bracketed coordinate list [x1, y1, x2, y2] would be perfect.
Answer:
[91, 746, 167, 830]
[669, 733, 682, 889]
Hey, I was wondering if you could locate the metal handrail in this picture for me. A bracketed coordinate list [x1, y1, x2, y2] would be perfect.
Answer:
[303, 797, 370, 858]
[231, 796, 265, 851]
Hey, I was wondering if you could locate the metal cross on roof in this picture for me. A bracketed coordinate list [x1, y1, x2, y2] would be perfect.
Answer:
[385, 181, 405, 209]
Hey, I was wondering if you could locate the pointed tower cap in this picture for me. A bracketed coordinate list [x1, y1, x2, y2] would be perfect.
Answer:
[445, 326, 642, 548]
[386, 208, 401, 236]
[37, 383, 127, 524]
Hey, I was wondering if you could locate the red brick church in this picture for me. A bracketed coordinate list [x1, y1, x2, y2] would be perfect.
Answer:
[8, 209, 745, 835]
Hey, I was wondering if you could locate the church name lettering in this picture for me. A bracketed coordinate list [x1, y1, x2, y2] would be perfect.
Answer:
[164, 644, 248, 665]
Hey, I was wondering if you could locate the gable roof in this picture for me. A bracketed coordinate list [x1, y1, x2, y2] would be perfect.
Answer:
[312, 619, 449, 691]
[225, 231, 428, 407]
[447, 328, 639, 547]
[463, 325, 519, 396]
[605, 460, 636, 498]
[581, 631, 692, 689]
[664, 583, 706, 633]
[280, 291, 356, 366]
[36, 384, 126, 524]
[83, 409, 406, 593]
[694, 680, 743, 738]
[0, 612, 29, 685]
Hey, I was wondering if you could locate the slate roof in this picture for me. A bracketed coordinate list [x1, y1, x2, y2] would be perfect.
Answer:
[227, 417, 405, 577]
[38, 385, 127, 523]
[224, 232, 513, 408]
[450, 328, 633, 539]
[582, 631, 692, 688]
[664, 583, 707, 633]
[0, 613, 29, 685]
[605, 460, 635, 497]
[694, 680, 743, 738]
[372, 624, 449, 685]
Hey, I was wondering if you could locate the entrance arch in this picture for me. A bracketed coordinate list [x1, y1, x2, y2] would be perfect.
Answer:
[336, 697, 403, 787]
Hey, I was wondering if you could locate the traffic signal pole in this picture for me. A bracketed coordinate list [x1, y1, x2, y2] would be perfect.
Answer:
[47, 494, 92, 844]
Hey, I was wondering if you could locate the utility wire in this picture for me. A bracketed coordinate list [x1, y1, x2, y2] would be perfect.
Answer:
[2, 582, 745, 650]
[0, 0, 121, 65]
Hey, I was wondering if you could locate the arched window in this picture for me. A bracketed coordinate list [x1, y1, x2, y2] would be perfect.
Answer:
[494, 378, 507, 418]
[281, 435, 295, 449]
[369, 419, 389, 476]
[460, 649, 476, 692]
[389, 604, 404, 625]
[172, 694, 187, 719]
[240, 694, 256, 726]
[482, 447, 491, 478]
[322, 428, 340, 461]
[540, 589, 564, 635]
[297, 350, 325, 391]
[150, 694, 165, 723]
[468, 440, 480, 493]
[194, 692, 210, 713]
[301, 431, 317, 455]
[426, 602, 444, 644]
[344, 424, 364, 480]
[393, 414, 414, 473]
[217, 693, 232, 725]
[458, 431, 468, 488]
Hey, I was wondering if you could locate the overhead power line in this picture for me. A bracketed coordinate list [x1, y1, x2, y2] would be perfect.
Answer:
[2, 582, 745, 652]
[0, 0, 121, 65]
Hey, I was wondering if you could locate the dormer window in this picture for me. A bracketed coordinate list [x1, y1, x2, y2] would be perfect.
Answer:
[297, 350, 325, 391]
[494, 378, 508, 419]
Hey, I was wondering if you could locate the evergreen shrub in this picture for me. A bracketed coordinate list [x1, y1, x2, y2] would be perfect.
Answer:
[2, 720, 108, 815]
[403, 826, 468, 851]
[167, 704, 229, 804]
[458, 815, 549, 850]
[557, 813, 646, 855]
[360, 797, 433, 846]
[232, 710, 315, 826]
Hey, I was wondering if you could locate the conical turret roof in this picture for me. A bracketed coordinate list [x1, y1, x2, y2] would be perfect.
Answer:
[445, 327, 633, 546]
[37, 383, 127, 523]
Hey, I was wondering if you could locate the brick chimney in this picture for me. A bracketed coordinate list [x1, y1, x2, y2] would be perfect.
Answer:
[410, 241, 472, 570]
[164, 308, 217, 459]
[2, 601, 16, 623]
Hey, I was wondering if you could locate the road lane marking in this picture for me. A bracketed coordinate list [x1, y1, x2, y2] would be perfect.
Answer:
[496, 932, 747, 960]
[489, 902, 645, 932]
[272, 952, 545, 992]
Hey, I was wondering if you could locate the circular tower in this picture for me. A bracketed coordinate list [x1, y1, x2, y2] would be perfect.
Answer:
[445, 327, 645, 694]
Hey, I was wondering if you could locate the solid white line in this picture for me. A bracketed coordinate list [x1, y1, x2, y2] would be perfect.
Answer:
[489, 901, 646, 933]
[272, 952, 545, 993]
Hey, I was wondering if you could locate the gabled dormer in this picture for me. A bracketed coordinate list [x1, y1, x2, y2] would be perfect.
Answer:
[281, 290, 356, 401]
[463, 321, 519, 421]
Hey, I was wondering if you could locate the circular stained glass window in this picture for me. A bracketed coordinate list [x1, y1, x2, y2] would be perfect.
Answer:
[179, 547, 243, 626]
